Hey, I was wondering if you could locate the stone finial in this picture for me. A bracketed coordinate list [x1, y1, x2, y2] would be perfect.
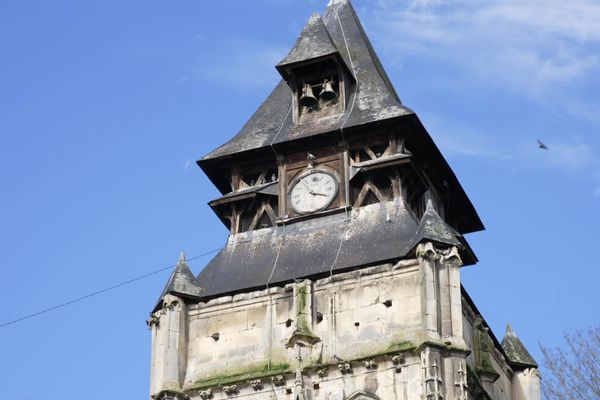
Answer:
[454, 360, 468, 400]
[307, 14, 320, 25]
[505, 324, 515, 337]
[178, 251, 186, 264]
[421, 348, 444, 400]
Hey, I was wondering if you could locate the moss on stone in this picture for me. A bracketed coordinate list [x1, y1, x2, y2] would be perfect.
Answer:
[467, 365, 492, 400]
[296, 282, 308, 311]
[386, 340, 416, 353]
[291, 280, 320, 344]
[187, 362, 290, 392]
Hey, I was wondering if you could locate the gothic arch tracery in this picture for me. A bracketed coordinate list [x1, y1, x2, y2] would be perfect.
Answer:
[346, 391, 381, 400]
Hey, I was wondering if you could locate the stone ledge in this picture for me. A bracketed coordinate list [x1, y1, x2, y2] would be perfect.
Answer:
[185, 362, 291, 393]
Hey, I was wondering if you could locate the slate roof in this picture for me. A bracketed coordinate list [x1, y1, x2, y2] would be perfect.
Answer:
[501, 325, 538, 368]
[201, 0, 411, 161]
[197, 199, 473, 298]
[276, 13, 345, 74]
[153, 253, 203, 312]
[183, 0, 483, 300]
[198, 0, 483, 235]
[414, 198, 463, 248]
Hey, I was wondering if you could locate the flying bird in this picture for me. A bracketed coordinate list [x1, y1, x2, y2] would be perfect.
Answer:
[537, 140, 548, 150]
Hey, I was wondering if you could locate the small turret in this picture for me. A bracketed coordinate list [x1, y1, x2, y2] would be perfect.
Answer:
[502, 325, 540, 400]
[153, 252, 203, 313]
[148, 253, 198, 399]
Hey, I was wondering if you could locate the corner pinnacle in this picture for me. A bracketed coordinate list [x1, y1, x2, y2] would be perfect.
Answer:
[505, 324, 515, 337]
[327, 0, 348, 6]
[178, 251, 186, 264]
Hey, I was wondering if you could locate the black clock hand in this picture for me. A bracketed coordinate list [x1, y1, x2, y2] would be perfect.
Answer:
[301, 180, 321, 196]
[301, 180, 313, 193]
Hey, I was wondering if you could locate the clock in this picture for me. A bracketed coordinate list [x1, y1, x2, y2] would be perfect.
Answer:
[289, 169, 339, 214]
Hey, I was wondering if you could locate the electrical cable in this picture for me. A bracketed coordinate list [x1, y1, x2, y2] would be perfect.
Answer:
[328, 2, 359, 282]
[0, 248, 221, 329]
[0, 0, 368, 339]
[325, 2, 360, 359]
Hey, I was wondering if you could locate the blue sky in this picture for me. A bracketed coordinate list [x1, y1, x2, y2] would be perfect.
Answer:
[1, 1, 598, 398]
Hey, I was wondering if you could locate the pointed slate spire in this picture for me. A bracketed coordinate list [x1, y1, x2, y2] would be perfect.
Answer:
[413, 194, 462, 247]
[153, 252, 203, 312]
[201, 0, 412, 162]
[276, 13, 346, 75]
[322, 0, 401, 103]
[501, 324, 538, 369]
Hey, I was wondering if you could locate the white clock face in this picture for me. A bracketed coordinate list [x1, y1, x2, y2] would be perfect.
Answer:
[289, 170, 339, 214]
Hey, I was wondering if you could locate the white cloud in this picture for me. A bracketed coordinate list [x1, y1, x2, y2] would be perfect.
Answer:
[183, 157, 192, 171]
[567, 102, 600, 126]
[421, 114, 509, 159]
[189, 39, 287, 88]
[594, 170, 600, 197]
[529, 140, 593, 170]
[364, 0, 600, 197]
[366, 0, 600, 96]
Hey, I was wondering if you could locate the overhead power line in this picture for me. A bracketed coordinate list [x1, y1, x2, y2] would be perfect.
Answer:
[0, 248, 221, 329]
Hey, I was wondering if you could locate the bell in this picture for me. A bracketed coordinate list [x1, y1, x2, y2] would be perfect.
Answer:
[299, 83, 318, 108]
[320, 79, 337, 101]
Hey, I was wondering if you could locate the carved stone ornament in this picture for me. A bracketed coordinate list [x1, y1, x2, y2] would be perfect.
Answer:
[391, 354, 405, 365]
[199, 389, 213, 399]
[146, 313, 160, 328]
[272, 375, 286, 386]
[222, 385, 238, 395]
[416, 242, 440, 261]
[442, 246, 462, 269]
[155, 391, 189, 400]
[338, 362, 352, 374]
[454, 360, 468, 400]
[317, 367, 329, 377]
[364, 359, 378, 369]
[421, 348, 444, 400]
[346, 391, 381, 400]
[162, 294, 181, 311]
[523, 368, 541, 378]
[416, 242, 462, 267]
[250, 379, 263, 391]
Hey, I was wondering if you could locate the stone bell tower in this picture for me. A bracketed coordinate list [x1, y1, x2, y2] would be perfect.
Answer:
[148, 1, 540, 399]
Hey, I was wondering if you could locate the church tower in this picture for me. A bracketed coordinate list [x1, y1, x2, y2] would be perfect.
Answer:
[148, 1, 540, 399]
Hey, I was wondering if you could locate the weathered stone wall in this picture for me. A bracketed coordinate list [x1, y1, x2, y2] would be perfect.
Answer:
[461, 297, 541, 400]
[183, 260, 424, 397]
[149, 242, 539, 400]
